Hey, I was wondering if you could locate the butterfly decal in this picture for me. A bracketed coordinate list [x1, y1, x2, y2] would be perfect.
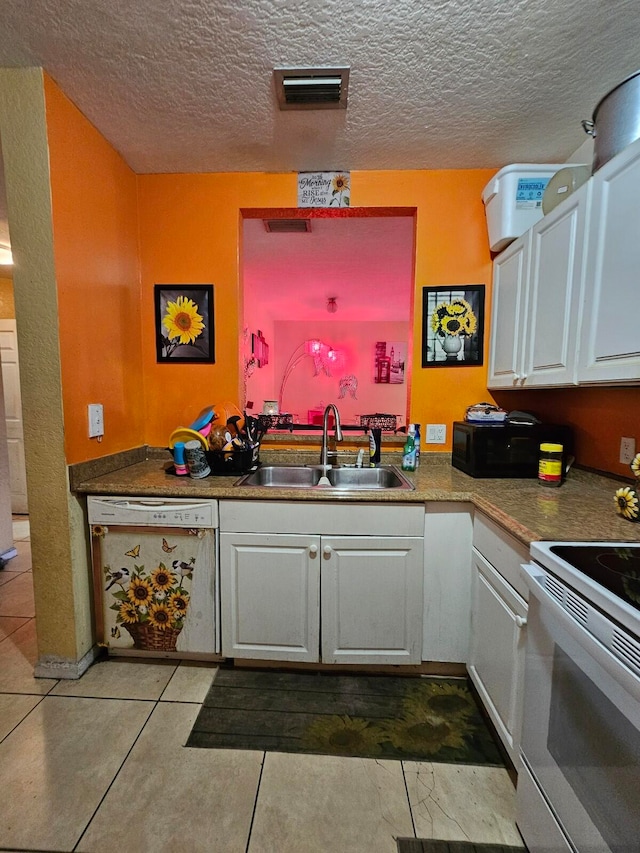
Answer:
[162, 538, 177, 553]
[125, 545, 140, 558]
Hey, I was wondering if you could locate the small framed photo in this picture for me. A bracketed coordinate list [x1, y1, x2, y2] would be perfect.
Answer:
[422, 284, 485, 367]
[251, 330, 269, 367]
[154, 284, 215, 363]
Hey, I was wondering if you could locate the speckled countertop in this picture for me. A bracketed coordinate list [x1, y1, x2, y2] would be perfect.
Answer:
[72, 446, 640, 548]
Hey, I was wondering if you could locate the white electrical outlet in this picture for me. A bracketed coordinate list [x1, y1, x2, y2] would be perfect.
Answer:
[88, 403, 104, 438]
[426, 423, 446, 444]
[620, 436, 636, 465]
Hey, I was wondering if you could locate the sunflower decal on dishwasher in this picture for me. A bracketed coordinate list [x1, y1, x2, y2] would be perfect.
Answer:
[614, 486, 640, 522]
[105, 555, 194, 651]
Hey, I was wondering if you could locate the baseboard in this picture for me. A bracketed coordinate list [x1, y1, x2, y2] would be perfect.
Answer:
[34, 644, 102, 680]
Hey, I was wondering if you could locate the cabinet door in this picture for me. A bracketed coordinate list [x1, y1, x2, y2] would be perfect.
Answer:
[523, 183, 589, 387]
[321, 536, 423, 665]
[488, 233, 530, 388]
[578, 138, 640, 383]
[468, 551, 528, 767]
[220, 532, 320, 662]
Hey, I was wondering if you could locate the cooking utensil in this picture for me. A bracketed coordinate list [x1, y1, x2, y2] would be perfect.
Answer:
[244, 414, 259, 443]
[582, 68, 640, 171]
[227, 415, 242, 436]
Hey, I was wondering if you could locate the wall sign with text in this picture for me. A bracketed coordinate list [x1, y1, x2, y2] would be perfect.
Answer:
[297, 172, 350, 207]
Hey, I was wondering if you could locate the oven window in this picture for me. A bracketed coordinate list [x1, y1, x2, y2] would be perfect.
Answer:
[548, 646, 640, 852]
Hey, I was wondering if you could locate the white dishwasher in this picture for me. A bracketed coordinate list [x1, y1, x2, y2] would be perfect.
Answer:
[88, 496, 219, 658]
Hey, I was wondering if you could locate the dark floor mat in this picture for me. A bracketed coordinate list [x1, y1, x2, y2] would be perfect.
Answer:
[186, 668, 504, 765]
[397, 841, 525, 853]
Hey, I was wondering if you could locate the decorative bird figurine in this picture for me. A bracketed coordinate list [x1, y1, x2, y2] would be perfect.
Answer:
[105, 567, 130, 591]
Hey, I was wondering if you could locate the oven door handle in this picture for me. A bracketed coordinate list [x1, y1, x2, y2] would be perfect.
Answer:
[522, 562, 640, 699]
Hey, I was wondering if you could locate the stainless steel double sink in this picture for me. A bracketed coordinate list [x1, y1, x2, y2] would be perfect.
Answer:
[234, 465, 415, 491]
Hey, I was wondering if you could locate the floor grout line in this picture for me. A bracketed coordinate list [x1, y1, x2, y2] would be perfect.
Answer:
[244, 750, 266, 853]
[401, 760, 419, 839]
[71, 696, 159, 852]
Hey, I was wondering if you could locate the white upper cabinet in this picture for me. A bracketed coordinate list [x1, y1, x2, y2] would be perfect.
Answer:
[489, 137, 640, 389]
[488, 233, 530, 388]
[577, 137, 640, 384]
[523, 183, 589, 386]
[488, 184, 590, 389]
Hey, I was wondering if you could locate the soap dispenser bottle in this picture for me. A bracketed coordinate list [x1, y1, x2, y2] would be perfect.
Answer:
[402, 425, 417, 472]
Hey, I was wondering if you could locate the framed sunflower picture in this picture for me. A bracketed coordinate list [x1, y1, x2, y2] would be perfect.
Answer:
[422, 284, 485, 367]
[154, 284, 215, 363]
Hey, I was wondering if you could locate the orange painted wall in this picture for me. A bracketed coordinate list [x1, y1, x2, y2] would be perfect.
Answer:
[44, 75, 144, 464]
[353, 170, 496, 433]
[137, 169, 495, 447]
[493, 386, 640, 480]
[137, 173, 296, 446]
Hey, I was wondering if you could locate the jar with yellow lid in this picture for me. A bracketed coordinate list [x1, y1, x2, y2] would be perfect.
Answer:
[538, 443, 563, 487]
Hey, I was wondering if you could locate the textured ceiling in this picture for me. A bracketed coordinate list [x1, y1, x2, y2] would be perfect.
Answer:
[0, 0, 639, 175]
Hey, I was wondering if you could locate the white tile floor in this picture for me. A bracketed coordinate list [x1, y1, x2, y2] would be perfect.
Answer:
[0, 517, 524, 853]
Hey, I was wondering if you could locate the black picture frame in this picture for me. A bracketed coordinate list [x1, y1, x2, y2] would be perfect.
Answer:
[422, 285, 485, 367]
[154, 284, 215, 363]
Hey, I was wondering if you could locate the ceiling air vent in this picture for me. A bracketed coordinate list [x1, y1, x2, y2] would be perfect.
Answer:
[263, 219, 312, 233]
[274, 67, 350, 111]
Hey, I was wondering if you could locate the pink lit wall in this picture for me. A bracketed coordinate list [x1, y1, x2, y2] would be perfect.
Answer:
[268, 320, 409, 425]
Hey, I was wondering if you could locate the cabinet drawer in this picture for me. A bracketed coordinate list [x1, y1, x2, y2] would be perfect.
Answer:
[220, 500, 425, 536]
[473, 512, 529, 600]
[473, 549, 527, 616]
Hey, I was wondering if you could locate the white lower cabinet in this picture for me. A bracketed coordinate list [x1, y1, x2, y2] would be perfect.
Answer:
[468, 513, 529, 767]
[219, 501, 424, 665]
[321, 535, 423, 664]
[220, 532, 320, 662]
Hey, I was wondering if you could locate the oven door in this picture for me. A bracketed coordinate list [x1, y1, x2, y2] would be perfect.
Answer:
[518, 563, 640, 853]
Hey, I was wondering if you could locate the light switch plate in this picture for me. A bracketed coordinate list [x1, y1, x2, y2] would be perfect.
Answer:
[88, 403, 104, 438]
[426, 423, 446, 444]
